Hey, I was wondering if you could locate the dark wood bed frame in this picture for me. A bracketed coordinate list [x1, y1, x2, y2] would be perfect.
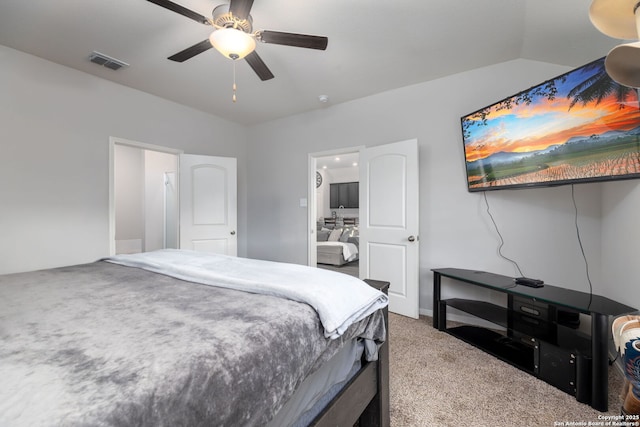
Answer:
[311, 279, 390, 427]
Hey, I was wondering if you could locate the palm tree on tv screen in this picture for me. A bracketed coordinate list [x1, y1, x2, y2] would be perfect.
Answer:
[566, 58, 635, 110]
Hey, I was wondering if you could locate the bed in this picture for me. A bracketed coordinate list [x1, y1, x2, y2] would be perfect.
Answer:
[317, 226, 359, 266]
[0, 250, 389, 427]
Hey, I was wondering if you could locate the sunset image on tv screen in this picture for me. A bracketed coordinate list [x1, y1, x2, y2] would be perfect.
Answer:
[461, 57, 640, 191]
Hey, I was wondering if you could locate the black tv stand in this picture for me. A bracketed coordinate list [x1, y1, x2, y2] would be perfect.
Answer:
[432, 268, 636, 412]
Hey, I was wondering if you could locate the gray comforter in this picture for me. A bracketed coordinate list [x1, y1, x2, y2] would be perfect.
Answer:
[0, 261, 385, 427]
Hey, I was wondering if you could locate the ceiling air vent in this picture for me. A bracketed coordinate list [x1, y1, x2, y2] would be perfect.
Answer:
[88, 51, 129, 71]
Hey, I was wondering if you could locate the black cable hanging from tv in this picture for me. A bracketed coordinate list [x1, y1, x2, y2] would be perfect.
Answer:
[483, 192, 524, 278]
[571, 184, 594, 308]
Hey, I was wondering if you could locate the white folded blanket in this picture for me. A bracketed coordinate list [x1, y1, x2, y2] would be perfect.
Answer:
[104, 250, 388, 339]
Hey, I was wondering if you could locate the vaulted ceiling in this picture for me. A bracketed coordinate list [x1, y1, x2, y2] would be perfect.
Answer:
[0, 0, 618, 125]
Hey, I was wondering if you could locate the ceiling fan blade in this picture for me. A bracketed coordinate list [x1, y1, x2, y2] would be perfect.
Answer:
[258, 30, 328, 50]
[168, 39, 213, 62]
[229, 0, 254, 21]
[245, 51, 274, 81]
[146, 0, 210, 25]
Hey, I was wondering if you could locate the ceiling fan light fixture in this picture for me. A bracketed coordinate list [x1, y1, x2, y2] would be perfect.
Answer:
[589, 0, 640, 39]
[605, 41, 640, 88]
[589, 0, 640, 87]
[209, 28, 256, 60]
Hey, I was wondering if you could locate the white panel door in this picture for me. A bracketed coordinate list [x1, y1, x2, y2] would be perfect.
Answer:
[359, 139, 419, 318]
[179, 154, 237, 256]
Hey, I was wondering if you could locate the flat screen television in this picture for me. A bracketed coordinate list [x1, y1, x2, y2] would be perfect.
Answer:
[461, 57, 640, 192]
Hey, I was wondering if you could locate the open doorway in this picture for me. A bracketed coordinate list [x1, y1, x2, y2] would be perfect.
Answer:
[109, 138, 181, 255]
[308, 148, 362, 278]
[310, 140, 420, 318]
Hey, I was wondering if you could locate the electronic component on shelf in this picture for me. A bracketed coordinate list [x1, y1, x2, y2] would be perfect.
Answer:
[514, 277, 544, 288]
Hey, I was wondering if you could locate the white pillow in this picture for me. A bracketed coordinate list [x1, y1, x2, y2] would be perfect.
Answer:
[328, 228, 343, 241]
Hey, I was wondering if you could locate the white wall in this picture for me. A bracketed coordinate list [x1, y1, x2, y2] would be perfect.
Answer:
[144, 150, 178, 252]
[247, 58, 640, 312]
[114, 144, 144, 253]
[114, 144, 144, 241]
[0, 45, 248, 274]
[601, 180, 640, 310]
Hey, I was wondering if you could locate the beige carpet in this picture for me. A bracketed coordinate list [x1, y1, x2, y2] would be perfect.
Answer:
[388, 313, 625, 427]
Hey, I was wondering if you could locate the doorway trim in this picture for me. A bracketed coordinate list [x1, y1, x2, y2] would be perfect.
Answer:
[307, 146, 364, 268]
[108, 137, 183, 256]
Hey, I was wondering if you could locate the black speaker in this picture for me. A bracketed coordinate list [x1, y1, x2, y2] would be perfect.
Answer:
[575, 351, 592, 404]
[535, 341, 577, 395]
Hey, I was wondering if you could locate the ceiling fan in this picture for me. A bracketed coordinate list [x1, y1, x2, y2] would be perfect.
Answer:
[147, 0, 328, 82]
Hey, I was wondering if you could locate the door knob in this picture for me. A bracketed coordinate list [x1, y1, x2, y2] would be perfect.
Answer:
[230, 230, 236, 235]
[408, 235, 416, 242]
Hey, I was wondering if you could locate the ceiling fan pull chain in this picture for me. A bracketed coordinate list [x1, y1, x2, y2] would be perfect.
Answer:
[232, 60, 237, 103]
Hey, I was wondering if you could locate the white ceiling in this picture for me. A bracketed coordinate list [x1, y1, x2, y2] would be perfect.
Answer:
[0, 0, 619, 126]
[317, 152, 359, 171]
